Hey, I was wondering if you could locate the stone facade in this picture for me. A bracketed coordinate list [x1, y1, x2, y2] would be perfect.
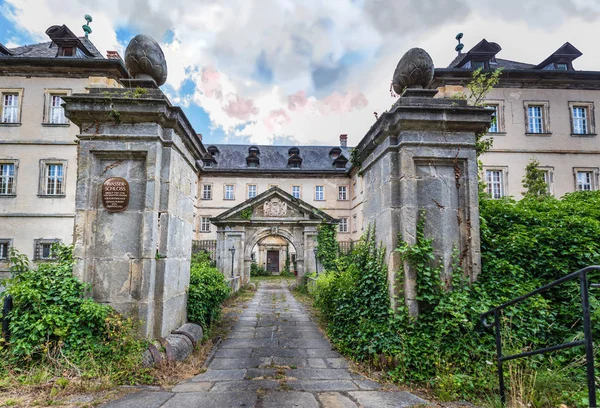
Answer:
[63, 86, 204, 338]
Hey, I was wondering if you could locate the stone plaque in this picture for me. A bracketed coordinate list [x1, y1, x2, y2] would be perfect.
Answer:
[264, 198, 287, 217]
[102, 177, 130, 212]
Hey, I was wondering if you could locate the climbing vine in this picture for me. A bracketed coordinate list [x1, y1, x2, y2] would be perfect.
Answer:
[315, 222, 337, 272]
[240, 207, 253, 220]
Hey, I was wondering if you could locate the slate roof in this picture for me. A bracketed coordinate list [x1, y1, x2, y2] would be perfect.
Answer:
[5, 37, 103, 59]
[203, 144, 352, 173]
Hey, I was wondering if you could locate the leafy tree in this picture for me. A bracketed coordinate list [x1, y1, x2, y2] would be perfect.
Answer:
[522, 158, 550, 198]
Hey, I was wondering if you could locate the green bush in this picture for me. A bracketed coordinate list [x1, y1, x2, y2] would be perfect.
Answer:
[187, 252, 231, 331]
[250, 262, 270, 276]
[309, 192, 600, 405]
[0, 244, 148, 383]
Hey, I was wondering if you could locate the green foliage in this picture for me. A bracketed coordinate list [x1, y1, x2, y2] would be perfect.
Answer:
[0, 244, 148, 384]
[451, 67, 503, 157]
[315, 223, 338, 272]
[187, 252, 231, 331]
[522, 158, 550, 199]
[308, 192, 600, 405]
[250, 262, 270, 276]
[349, 148, 361, 171]
[240, 207, 253, 220]
[312, 225, 390, 358]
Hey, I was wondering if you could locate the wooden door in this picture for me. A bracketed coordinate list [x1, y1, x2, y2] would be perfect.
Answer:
[266, 250, 279, 273]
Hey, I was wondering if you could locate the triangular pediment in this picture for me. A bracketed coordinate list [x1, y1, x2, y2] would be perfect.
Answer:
[212, 187, 336, 224]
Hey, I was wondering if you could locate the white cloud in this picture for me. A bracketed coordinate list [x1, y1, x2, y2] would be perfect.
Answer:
[4, 0, 600, 146]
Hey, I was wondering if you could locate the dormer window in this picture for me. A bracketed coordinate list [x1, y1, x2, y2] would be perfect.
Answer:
[203, 155, 217, 167]
[473, 60, 486, 69]
[288, 147, 300, 156]
[288, 154, 302, 168]
[60, 47, 74, 57]
[333, 154, 349, 169]
[248, 146, 260, 157]
[246, 156, 259, 167]
[207, 145, 220, 156]
[329, 147, 342, 159]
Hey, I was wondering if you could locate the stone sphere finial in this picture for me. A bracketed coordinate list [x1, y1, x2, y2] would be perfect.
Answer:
[125, 34, 168, 86]
[392, 48, 434, 94]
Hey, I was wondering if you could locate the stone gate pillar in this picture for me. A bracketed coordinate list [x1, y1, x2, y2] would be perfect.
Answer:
[63, 35, 204, 338]
[354, 48, 492, 315]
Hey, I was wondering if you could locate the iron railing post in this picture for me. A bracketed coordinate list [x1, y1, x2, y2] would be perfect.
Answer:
[580, 271, 597, 408]
[494, 309, 506, 405]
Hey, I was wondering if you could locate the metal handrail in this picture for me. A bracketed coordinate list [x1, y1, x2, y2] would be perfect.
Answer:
[480, 265, 600, 407]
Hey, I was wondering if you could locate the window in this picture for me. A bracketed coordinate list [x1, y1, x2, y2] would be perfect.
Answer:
[556, 63, 568, 71]
[291, 185, 301, 199]
[339, 218, 348, 233]
[539, 167, 554, 196]
[1, 92, 19, 123]
[315, 186, 324, 201]
[485, 169, 505, 199]
[202, 184, 212, 200]
[38, 160, 67, 196]
[61, 47, 74, 57]
[200, 217, 211, 233]
[225, 184, 235, 200]
[569, 102, 595, 135]
[248, 184, 257, 199]
[576, 171, 595, 191]
[0, 239, 11, 260]
[525, 101, 550, 134]
[338, 186, 348, 200]
[488, 105, 498, 132]
[352, 214, 357, 232]
[44, 91, 70, 124]
[34, 238, 61, 261]
[42, 163, 64, 196]
[0, 162, 16, 195]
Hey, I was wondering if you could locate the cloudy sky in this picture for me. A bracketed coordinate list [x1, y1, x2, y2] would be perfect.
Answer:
[1, 0, 599, 146]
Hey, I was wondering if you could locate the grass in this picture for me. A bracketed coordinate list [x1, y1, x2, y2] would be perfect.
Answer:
[0, 284, 257, 407]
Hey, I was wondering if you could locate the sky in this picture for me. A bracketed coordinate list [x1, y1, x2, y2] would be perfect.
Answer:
[1, 0, 599, 146]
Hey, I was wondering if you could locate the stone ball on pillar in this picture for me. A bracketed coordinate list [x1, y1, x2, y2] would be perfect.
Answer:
[124, 34, 168, 86]
[392, 48, 434, 94]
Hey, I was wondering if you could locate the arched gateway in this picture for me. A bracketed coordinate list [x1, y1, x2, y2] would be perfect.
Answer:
[212, 187, 336, 286]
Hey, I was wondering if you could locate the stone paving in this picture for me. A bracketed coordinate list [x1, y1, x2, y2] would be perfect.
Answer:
[102, 281, 429, 408]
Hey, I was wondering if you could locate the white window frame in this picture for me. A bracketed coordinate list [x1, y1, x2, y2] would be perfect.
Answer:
[200, 217, 211, 233]
[569, 102, 595, 136]
[574, 168, 598, 191]
[315, 185, 324, 201]
[201, 184, 212, 200]
[524, 101, 550, 135]
[485, 100, 504, 133]
[0, 89, 23, 124]
[339, 217, 348, 233]
[484, 167, 508, 199]
[39, 159, 67, 196]
[44, 89, 71, 125]
[247, 184, 257, 199]
[0, 160, 18, 196]
[338, 185, 348, 201]
[291, 185, 301, 199]
[224, 184, 235, 200]
[538, 166, 555, 196]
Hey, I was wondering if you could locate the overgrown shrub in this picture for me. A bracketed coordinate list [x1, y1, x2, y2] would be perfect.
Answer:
[250, 262, 270, 276]
[187, 252, 231, 331]
[309, 192, 600, 406]
[0, 245, 148, 384]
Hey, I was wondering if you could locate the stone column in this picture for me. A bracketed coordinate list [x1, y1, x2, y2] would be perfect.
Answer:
[355, 48, 492, 315]
[63, 34, 205, 337]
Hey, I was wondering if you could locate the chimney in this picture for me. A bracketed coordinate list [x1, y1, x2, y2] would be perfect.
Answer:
[339, 134, 348, 148]
[106, 50, 122, 60]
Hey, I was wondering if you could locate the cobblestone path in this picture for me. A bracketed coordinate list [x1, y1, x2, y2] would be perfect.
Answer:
[103, 281, 428, 407]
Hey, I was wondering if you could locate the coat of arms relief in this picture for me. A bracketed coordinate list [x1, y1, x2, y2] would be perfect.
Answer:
[263, 198, 287, 217]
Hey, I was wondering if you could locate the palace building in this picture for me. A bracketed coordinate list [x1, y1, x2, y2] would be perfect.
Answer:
[1, 26, 599, 276]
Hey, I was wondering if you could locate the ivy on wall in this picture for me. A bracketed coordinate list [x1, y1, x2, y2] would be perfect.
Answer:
[315, 222, 338, 272]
